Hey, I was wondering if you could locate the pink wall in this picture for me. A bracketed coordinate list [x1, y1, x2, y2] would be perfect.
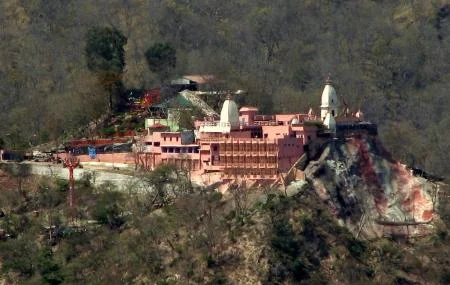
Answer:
[78, 153, 135, 164]
[277, 137, 304, 171]
[229, 131, 252, 138]
[261, 125, 291, 139]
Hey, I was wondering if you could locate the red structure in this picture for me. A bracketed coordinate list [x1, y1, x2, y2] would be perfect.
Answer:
[64, 152, 80, 218]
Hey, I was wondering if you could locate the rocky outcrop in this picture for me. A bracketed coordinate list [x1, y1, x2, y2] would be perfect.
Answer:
[304, 135, 439, 239]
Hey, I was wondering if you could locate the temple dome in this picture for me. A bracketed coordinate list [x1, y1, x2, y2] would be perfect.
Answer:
[321, 82, 338, 108]
[320, 78, 339, 119]
[220, 95, 240, 127]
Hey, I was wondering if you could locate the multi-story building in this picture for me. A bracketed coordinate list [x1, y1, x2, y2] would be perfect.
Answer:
[134, 79, 372, 183]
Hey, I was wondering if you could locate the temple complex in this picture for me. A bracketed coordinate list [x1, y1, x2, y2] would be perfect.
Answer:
[62, 79, 376, 185]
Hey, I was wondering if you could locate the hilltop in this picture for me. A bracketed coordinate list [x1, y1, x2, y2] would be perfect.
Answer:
[0, 0, 450, 179]
[0, 135, 449, 284]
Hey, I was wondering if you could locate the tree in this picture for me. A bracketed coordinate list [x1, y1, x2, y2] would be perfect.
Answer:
[90, 185, 125, 229]
[37, 246, 64, 285]
[145, 42, 176, 83]
[85, 26, 127, 112]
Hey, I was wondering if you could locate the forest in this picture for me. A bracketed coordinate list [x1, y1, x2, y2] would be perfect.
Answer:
[0, 0, 449, 180]
[0, 164, 449, 284]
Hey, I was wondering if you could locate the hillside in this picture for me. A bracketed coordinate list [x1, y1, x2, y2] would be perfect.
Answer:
[0, 139, 449, 284]
[1, 1, 450, 284]
[304, 134, 440, 239]
[0, 0, 450, 179]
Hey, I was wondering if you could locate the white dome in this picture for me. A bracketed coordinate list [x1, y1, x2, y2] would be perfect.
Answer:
[321, 83, 338, 108]
[323, 112, 336, 131]
[220, 97, 240, 127]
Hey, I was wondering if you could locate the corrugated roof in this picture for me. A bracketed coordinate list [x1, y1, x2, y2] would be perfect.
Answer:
[183, 74, 216, 84]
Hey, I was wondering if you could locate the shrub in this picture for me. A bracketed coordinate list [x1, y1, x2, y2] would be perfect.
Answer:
[90, 189, 125, 229]
[347, 238, 367, 259]
[0, 237, 38, 277]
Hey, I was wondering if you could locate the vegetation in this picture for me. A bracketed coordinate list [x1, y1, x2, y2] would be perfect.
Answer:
[0, 1, 450, 283]
[0, 167, 448, 284]
[145, 42, 177, 83]
[0, 1, 449, 179]
[85, 26, 128, 112]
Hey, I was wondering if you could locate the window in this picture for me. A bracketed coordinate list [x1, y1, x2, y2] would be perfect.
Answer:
[332, 110, 335, 116]
[154, 142, 160, 146]
[213, 146, 218, 151]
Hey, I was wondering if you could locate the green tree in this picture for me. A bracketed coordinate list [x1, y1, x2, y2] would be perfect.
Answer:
[145, 42, 176, 83]
[0, 237, 38, 277]
[85, 26, 127, 112]
[37, 246, 64, 285]
[90, 185, 125, 229]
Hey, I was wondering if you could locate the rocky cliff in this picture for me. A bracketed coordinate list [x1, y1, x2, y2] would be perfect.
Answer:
[304, 134, 439, 239]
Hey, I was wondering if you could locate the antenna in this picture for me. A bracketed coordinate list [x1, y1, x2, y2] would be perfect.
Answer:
[64, 151, 80, 221]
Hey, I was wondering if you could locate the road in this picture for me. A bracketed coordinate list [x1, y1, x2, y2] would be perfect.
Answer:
[1, 162, 146, 192]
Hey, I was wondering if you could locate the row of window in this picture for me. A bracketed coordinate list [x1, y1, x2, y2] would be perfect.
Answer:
[219, 143, 277, 152]
[218, 155, 277, 164]
[223, 168, 277, 175]
[163, 136, 179, 142]
[161, 147, 200, 154]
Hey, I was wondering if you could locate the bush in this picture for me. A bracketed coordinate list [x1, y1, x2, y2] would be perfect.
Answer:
[0, 237, 38, 277]
[441, 269, 450, 284]
[90, 189, 125, 229]
[37, 246, 64, 285]
[102, 127, 116, 137]
[347, 238, 367, 259]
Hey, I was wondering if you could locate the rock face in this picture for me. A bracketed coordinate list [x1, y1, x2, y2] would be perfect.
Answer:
[304, 135, 438, 239]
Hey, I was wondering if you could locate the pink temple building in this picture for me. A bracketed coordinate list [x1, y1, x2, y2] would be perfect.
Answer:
[58, 79, 373, 184]
[133, 79, 370, 183]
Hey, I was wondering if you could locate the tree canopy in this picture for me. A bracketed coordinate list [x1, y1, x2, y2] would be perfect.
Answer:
[0, 0, 449, 178]
[85, 27, 127, 74]
[85, 26, 127, 112]
[145, 42, 177, 83]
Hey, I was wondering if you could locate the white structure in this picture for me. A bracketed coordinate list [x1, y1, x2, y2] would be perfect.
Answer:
[320, 79, 339, 120]
[220, 94, 240, 129]
[355, 109, 364, 120]
[198, 94, 240, 134]
[323, 112, 336, 132]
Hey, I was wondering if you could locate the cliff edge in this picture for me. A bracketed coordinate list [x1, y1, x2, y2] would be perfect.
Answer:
[304, 134, 439, 239]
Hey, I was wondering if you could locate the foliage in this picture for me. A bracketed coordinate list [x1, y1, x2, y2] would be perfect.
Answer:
[145, 42, 177, 83]
[0, 169, 449, 284]
[0, 237, 38, 277]
[0, 0, 448, 180]
[37, 246, 64, 285]
[85, 27, 127, 74]
[85, 26, 128, 111]
[90, 185, 125, 229]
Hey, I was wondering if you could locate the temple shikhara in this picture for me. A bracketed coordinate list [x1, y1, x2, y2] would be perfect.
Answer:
[61, 78, 376, 185]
